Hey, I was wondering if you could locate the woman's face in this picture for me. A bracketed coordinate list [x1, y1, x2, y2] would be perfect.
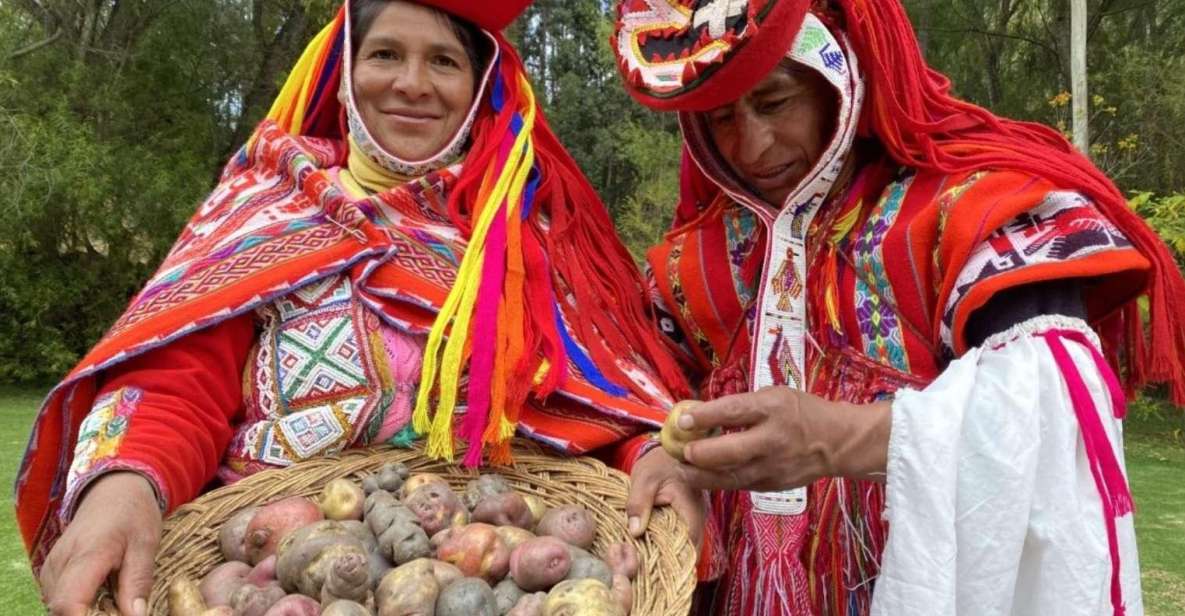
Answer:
[705, 62, 837, 206]
[352, 1, 478, 161]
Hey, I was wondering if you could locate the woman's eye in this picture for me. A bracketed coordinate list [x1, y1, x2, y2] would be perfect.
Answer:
[432, 55, 460, 68]
[709, 110, 734, 125]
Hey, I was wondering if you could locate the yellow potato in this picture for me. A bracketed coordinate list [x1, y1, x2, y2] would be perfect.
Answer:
[659, 400, 707, 463]
[543, 579, 624, 616]
[320, 478, 365, 521]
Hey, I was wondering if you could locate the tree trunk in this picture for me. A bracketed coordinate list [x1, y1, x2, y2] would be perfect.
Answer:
[1071, 0, 1089, 153]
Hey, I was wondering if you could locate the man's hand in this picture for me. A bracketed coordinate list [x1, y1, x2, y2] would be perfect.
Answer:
[625, 446, 706, 549]
[676, 387, 891, 491]
[39, 471, 163, 616]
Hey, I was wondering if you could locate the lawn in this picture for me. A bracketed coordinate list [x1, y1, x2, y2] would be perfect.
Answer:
[0, 388, 1182, 615]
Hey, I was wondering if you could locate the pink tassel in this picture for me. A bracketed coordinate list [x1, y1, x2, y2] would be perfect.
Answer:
[460, 204, 509, 468]
[376, 327, 423, 443]
[1043, 330, 1133, 616]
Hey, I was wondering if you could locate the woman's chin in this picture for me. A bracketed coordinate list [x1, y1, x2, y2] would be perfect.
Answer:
[375, 141, 445, 163]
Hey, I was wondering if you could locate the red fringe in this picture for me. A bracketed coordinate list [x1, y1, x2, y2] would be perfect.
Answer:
[835, 0, 1185, 405]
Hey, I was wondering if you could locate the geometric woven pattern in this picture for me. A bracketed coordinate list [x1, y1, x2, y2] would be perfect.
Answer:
[277, 308, 367, 408]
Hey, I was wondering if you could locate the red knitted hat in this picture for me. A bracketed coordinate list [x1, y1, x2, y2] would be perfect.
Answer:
[416, 0, 530, 31]
[613, 0, 810, 111]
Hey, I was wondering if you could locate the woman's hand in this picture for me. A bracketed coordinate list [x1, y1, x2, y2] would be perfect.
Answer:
[676, 387, 891, 492]
[40, 471, 163, 616]
[625, 447, 706, 549]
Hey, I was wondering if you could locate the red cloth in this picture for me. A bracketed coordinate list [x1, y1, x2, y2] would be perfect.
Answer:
[85, 315, 255, 515]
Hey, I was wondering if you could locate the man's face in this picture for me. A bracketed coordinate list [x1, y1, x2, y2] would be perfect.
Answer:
[705, 61, 838, 206]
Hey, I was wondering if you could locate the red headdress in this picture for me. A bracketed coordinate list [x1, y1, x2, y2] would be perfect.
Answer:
[614, 0, 1185, 403]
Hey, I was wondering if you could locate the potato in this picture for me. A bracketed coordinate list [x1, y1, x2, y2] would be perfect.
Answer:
[377, 559, 440, 616]
[219, 506, 258, 563]
[521, 496, 548, 528]
[321, 478, 366, 521]
[405, 482, 469, 537]
[535, 506, 595, 549]
[400, 472, 448, 500]
[508, 592, 547, 616]
[341, 520, 391, 586]
[275, 520, 370, 601]
[543, 579, 623, 616]
[229, 582, 286, 616]
[473, 493, 534, 529]
[435, 523, 511, 582]
[509, 537, 572, 591]
[494, 578, 527, 615]
[431, 559, 465, 587]
[262, 594, 322, 616]
[169, 577, 209, 616]
[247, 555, 278, 586]
[564, 547, 612, 587]
[322, 600, 372, 616]
[364, 462, 410, 494]
[659, 400, 706, 463]
[245, 496, 325, 564]
[603, 543, 638, 580]
[436, 577, 497, 616]
[200, 608, 235, 616]
[198, 561, 251, 607]
[495, 526, 536, 552]
[610, 574, 633, 616]
[463, 474, 513, 510]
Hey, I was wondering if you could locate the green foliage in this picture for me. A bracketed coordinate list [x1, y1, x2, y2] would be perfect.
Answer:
[1130, 191, 1185, 265]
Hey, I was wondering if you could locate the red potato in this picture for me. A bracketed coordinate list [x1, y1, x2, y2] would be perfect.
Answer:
[404, 482, 469, 537]
[509, 537, 572, 592]
[320, 479, 366, 521]
[495, 526, 536, 552]
[435, 523, 511, 583]
[603, 543, 639, 580]
[245, 496, 324, 564]
[508, 592, 547, 616]
[262, 594, 323, 616]
[230, 582, 286, 616]
[198, 561, 251, 607]
[535, 506, 596, 549]
[248, 555, 279, 585]
[399, 472, 448, 500]
[472, 492, 534, 529]
[219, 506, 258, 563]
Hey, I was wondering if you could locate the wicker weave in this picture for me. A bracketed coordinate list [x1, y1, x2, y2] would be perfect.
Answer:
[88, 439, 695, 616]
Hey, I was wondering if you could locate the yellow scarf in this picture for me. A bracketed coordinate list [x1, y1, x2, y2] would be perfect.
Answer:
[340, 134, 415, 196]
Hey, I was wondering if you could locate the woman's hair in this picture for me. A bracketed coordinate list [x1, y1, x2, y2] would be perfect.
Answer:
[350, 0, 490, 82]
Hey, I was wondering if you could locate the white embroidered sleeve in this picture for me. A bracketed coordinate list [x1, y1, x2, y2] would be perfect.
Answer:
[871, 316, 1143, 616]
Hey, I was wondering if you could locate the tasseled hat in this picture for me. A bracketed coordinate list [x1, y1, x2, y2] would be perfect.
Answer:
[264, 0, 690, 467]
[613, 0, 1185, 407]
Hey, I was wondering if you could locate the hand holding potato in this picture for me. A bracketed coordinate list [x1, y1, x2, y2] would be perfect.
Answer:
[39, 471, 162, 616]
[673, 387, 892, 491]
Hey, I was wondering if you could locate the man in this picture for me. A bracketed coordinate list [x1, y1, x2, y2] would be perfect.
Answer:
[614, 1, 1185, 614]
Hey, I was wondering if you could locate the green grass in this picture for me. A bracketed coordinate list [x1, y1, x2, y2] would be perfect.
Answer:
[0, 389, 1181, 615]
[0, 387, 47, 616]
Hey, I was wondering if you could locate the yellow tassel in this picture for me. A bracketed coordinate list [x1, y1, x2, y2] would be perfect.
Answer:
[418, 77, 538, 460]
[265, 18, 339, 135]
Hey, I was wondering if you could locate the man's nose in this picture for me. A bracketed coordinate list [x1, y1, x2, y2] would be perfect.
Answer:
[734, 109, 774, 170]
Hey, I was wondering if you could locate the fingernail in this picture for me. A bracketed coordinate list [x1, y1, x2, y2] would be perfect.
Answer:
[682, 444, 694, 464]
[628, 516, 641, 536]
[677, 414, 694, 430]
[134, 597, 147, 616]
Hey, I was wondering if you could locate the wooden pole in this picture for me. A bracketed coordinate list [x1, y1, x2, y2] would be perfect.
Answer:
[1071, 0, 1090, 154]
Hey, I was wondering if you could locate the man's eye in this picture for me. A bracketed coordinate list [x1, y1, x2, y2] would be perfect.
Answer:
[758, 98, 790, 114]
[371, 49, 398, 60]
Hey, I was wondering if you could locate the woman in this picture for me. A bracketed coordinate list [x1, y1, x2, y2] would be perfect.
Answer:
[21, 2, 689, 614]
[614, 0, 1185, 614]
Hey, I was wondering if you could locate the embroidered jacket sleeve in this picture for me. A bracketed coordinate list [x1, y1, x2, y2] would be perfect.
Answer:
[59, 314, 255, 521]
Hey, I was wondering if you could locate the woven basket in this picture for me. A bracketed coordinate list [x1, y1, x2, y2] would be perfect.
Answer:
[88, 439, 695, 615]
